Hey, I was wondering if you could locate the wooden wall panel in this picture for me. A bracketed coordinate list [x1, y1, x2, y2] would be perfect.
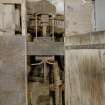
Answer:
[65, 49, 105, 105]
[0, 4, 15, 36]
[0, 36, 27, 105]
[65, 0, 92, 36]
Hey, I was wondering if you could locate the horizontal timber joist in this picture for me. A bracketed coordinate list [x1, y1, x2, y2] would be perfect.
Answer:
[0, 0, 22, 4]
[27, 38, 64, 55]
[65, 30, 105, 46]
[66, 44, 105, 49]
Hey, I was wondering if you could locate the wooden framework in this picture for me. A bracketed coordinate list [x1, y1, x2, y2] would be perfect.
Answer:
[0, 1, 64, 105]
[0, 1, 28, 105]
[65, 29, 105, 105]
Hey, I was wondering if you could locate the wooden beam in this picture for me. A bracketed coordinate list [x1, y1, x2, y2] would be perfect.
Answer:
[0, 0, 22, 4]
[21, 0, 27, 36]
[66, 44, 105, 49]
[53, 62, 61, 105]
[27, 41, 64, 55]
[65, 49, 105, 105]
[65, 31, 105, 46]
[0, 36, 27, 105]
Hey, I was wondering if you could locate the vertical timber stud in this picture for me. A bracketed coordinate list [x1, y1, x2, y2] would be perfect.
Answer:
[21, 0, 27, 36]
[53, 62, 61, 105]
[21, 0, 28, 105]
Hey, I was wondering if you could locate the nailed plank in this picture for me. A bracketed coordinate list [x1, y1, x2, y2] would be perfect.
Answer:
[27, 41, 64, 55]
[0, 36, 27, 105]
[65, 27, 105, 105]
[0, 0, 21, 4]
[65, 44, 105, 49]
[65, 31, 105, 46]
[21, 0, 27, 36]
[0, 4, 15, 36]
[65, 49, 105, 105]
[65, 0, 92, 36]
[27, 42, 64, 55]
